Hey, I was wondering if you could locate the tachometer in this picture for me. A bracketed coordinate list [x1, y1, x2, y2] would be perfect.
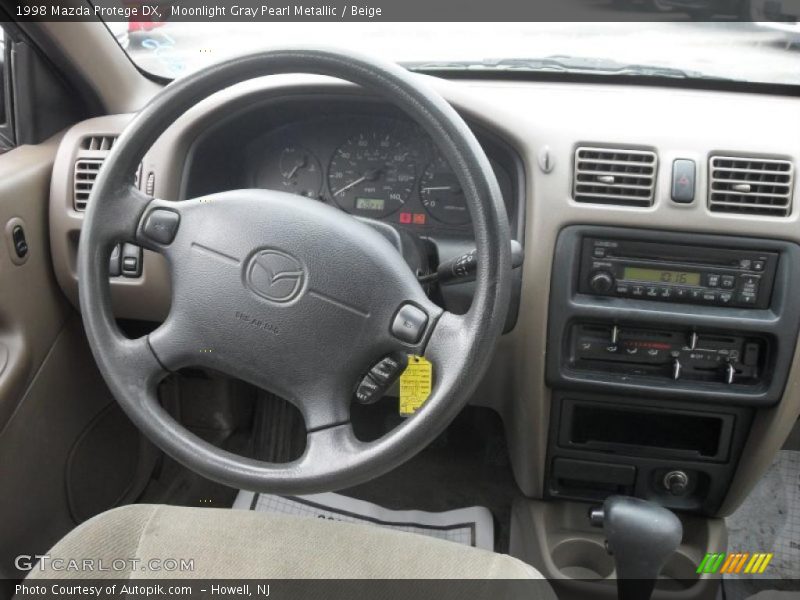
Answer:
[328, 129, 416, 218]
[419, 155, 470, 225]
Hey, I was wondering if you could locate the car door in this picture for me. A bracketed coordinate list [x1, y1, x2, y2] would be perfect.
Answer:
[0, 23, 155, 587]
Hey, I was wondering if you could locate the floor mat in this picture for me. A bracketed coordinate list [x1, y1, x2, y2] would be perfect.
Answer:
[723, 450, 800, 599]
[343, 404, 519, 553]
[234, 490, 495, 550]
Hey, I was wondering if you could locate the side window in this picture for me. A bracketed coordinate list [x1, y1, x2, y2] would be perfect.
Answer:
[0, 26, 12, 153]
[0, 27, 5, 123]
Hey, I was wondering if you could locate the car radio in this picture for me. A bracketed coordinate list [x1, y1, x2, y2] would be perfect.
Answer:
[578, 237, 778, 309]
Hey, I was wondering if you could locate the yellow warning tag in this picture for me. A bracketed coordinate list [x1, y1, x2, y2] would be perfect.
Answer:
[399, 355, 433, 417]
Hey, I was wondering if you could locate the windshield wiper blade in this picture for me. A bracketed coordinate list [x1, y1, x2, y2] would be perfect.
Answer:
[407, 55, 730, 81]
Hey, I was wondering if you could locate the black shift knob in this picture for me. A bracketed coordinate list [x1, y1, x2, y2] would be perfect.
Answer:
[593, 496, 683, 600]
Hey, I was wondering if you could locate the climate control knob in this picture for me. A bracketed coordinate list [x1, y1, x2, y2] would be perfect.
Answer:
[589, 271, 615, 293]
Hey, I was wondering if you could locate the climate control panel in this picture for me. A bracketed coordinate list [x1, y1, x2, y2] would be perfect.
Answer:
[569, 323, 765, 386]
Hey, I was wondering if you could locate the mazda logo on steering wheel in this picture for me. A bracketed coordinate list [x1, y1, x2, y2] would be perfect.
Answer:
[245, 249, 307, 304]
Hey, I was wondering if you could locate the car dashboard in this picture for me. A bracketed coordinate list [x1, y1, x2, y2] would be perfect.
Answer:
[48, 75, 800, 540]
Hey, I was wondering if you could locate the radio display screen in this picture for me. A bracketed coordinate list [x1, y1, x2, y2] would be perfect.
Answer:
[624, 267, 701, 286]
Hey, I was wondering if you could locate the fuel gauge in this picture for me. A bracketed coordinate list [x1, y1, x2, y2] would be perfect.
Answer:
[419, 155, 470, 225]
[278, 145, 323, 198]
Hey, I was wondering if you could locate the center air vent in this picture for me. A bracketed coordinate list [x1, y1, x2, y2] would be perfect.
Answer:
[709, 156, 793, 217]
[573, 147, 657, 207]
[73, 159, 104, 211]
[80, 135, 117, 151]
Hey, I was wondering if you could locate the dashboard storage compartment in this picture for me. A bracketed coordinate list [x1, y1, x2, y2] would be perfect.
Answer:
[546, 394, 752, 514]
[551, 458, 636, 500]
[564, 401, 731, 461]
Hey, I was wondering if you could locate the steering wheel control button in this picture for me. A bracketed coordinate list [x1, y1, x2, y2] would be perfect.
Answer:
[109, 244, 122, 277]
[355, 375, 382, 405]
[671, 159, 696, 204]
[356, 354, 410, 405]
[370, 353, 409, 385]
[121, 243, 143, 278]
[391, 304, 428, 344]
[143, 209, 180, 245]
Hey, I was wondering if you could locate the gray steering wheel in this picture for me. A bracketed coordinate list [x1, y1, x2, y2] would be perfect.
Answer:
[78, 48, 511, 494]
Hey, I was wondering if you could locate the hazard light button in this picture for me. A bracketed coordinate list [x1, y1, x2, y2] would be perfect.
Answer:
[671, 159, 696, 204]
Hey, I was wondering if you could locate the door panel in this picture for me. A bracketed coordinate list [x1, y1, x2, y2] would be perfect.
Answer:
[0, 137, 71, 432]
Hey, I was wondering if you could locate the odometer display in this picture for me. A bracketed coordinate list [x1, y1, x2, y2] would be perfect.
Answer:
[328, 128, 416, 218]
[355, 197, 386, 211]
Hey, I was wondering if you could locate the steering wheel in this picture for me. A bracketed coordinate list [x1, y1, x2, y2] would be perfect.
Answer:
[78, 48, 511, 494]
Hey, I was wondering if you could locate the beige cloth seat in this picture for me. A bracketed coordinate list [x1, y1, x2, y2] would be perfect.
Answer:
[28, 504, 554, 591]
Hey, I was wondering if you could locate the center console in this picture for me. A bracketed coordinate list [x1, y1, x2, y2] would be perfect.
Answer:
[545, 226, 800, 514]
[524, 225, 800, 599]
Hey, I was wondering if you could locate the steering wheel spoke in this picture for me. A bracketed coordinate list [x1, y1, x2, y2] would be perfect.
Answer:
[423, 310, 470, 367]
[300, 421, 362, 473]
[92, 184, 155, 245]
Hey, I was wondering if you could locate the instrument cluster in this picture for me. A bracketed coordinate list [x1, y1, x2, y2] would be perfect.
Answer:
[246, 115, 513, 232]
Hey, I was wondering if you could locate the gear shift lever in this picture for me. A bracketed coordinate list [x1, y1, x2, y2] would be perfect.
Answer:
[590, 496, 683, 600]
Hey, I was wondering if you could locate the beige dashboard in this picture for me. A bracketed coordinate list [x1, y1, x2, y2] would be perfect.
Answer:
[49, 74, 800, 516]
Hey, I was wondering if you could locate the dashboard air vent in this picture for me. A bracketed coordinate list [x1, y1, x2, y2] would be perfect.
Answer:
[573, 147, 657, 207]
[708, 156, 793, 217]
[80, 135, 117, 151]
[73, 159, 104, 211]
[145, 171, 155, 196]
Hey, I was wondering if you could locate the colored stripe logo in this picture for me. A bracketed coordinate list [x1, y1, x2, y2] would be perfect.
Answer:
[697, 552, 773, 574]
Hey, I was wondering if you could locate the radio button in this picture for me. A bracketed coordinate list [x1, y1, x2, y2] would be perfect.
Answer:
[738, 292, 757, 305]
[689, 289, 704, 301]
[646, 286, 659, 298]
[720, 275, 736, 289]
[615, 284, 630, 296]
[741, 274, 760, 285]
[753, 260, 765, 271]
[702, 291, 718, 303]
[740, 275, 760, 297]
[589, 271, 615, 293]
[631, 285, 645, 298]
[706, 274, 721, 287]
[593, 247, 607, 258]
[659, 287, 673, 299]
[674, 287, 690, 300]
[718, 291, 734, 305]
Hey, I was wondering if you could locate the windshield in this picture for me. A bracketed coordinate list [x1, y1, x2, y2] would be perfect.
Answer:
[112, 22, 798, 86]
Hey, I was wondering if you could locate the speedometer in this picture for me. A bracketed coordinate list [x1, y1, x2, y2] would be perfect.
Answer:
[328, 129, 416, 218]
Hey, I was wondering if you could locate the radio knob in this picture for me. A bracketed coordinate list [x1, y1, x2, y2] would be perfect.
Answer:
[590, 271, 615, 293]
